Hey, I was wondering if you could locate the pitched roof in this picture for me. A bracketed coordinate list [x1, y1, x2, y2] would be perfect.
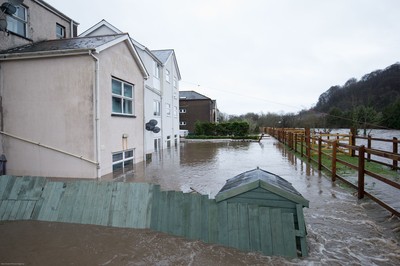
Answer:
[215, 168, 309, 207]
[179, 91, 211, 100]
[0, 34, 124, 55]
[0, 34, 149, 78]
[79, 19, 162, 65]
[151, 49, 173, 64]
[152, 49, 181, 80]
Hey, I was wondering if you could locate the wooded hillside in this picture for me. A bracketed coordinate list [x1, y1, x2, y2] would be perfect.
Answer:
[312, 62, 400, 129]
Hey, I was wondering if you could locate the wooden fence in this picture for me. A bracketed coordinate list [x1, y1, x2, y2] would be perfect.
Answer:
[265, 127, 400, 217]
[0, 175, 307, 258]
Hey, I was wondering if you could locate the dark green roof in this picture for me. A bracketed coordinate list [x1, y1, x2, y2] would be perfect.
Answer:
[215, 168, 309, 207]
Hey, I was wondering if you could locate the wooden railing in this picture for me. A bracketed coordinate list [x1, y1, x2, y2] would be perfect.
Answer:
[264, 127, 400, 217]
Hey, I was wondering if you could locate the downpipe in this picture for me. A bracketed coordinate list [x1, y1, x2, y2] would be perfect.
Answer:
[89, 51, 101, 179]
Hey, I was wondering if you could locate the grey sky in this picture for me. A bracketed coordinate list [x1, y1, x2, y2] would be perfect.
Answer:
[46, 0, 400, 115]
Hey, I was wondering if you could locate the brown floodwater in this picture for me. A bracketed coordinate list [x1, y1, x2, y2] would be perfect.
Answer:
[1, 136, 399, 265]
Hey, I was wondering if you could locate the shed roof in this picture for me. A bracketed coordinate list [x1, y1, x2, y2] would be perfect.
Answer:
[215, 168, 309, 207]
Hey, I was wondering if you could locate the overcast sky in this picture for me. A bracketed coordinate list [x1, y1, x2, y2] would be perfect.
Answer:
[46, 0, 400, 115]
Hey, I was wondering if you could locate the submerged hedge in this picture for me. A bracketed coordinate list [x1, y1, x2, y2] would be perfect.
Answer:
[194, 121, 250, 137]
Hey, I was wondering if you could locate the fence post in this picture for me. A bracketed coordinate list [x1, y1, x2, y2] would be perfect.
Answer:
[305, 128, 310, 162]
[300, 134, 304, 157]
[294, 133, 297, 153]
[358, 145, 365, 199]
[331, 141, 337, 182]
[318, 137, 322, 171]
[350, 128, 356, 157]
[393, 137, 398, 170]
[367, 135, 371, 162]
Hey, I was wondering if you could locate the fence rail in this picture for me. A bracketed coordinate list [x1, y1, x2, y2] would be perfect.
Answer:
[264, 127, 400, 217]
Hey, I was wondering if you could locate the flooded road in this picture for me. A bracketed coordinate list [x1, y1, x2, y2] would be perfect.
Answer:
[1, 137, 400, 265]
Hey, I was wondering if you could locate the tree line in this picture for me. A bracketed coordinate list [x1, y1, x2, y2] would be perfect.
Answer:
[218, 62, 400, 132]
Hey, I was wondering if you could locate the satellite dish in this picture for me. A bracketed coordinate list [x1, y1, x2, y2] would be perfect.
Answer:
[9, 0, 24, 6]
[0, 19, 7, 31]
[149, 119, 158, 126]
[152, 127, 161, 134]
[1, 3, 17, 15]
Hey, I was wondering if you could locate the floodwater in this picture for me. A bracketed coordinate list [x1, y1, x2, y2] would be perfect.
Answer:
[1, 136, 400, 265]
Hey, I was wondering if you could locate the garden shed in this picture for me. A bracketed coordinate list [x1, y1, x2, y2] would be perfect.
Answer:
[215, 167, 309, 257]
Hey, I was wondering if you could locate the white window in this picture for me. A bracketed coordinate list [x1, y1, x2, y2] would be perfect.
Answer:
[112, 149, 134, 177]
[112, 78, 134, 115]
[154, 138, 161, 151]
[173, 77, 177, 88]
[7, 5, 27, 37]
[165, 69, 170, 82]
[153, 100, 161, 116]
[166, 103, 171, 116]
[56, 23, 65, 39]
[180, 121, 186, 126]
[173, 106, 178, 117]
[154, 63, 160, 79]
[180, 108, 186, 113]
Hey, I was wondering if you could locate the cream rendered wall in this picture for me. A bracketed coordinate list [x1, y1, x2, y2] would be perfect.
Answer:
[0, 55, 97, 178]
[0, 0, 75, 50]
[96, 41, 145, 177]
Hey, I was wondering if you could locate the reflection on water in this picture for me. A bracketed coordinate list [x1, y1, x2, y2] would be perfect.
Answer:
[122, 137, 400, 265]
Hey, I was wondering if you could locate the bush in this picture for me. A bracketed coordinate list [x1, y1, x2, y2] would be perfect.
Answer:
[194, 121, 250, 137]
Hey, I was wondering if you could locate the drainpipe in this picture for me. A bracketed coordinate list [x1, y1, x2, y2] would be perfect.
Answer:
[89, 50, 101, 179]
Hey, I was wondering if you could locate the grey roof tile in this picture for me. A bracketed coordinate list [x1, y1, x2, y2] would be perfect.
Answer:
[179, 91, 211, 100]
[0, 34, 126, 54]
[151, 49, 173, 64]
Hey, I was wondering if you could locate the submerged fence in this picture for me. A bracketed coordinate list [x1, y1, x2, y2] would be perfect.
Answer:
[0, 175, 307, 258]
[264, 127, 400, 217]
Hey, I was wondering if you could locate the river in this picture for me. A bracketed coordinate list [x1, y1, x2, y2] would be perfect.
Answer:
[1, 136, 399, 265]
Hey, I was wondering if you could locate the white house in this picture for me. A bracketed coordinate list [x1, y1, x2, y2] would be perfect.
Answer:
[80, 20, 181, 157]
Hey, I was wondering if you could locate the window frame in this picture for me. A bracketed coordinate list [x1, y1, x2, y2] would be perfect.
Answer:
[6, 4, 27, 37]
[56, 23, 65, 39]
[153, 100, 161, 116]
[112, 149, 134, 177]
[154, 63, 160, 79]
[111, 77, 135, 117]
[180, 121, 187, 126]
[165, 69, 170, 83]
[165, 103, 171, 116]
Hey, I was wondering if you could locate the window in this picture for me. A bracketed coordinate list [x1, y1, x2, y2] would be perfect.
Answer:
[153, 100, 161, 116]
[154, 63, 160, 79]
[112, 78, 134, 115]
[56, 24, 65, 39]
[180, 121, 187, 126]
[173, 77, 177, 88]
[6, 5, 27, 37]
[165, 69, 170, 82]
[166, 103, 171, 116]
[112, 149, 134, 177]
[179, 108, 186, 113]
[154, 138, 161, 151]
[173, 106, 178, 117]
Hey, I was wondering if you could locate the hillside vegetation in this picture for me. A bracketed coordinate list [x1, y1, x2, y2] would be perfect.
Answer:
[222, 62, 400, 131]
[312, 62, 400, 129]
